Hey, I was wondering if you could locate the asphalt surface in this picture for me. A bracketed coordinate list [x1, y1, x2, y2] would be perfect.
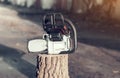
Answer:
[0, 6, 44, 78]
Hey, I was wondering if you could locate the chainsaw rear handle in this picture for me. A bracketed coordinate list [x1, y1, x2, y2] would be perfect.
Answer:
[64, 18, 77, 53]
[43, 13, 64, 33]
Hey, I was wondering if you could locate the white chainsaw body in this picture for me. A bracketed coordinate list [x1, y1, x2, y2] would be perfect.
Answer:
[28, 34, 70, 54]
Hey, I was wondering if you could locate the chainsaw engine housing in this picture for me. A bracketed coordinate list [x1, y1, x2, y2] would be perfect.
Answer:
[28, 13, 77, 54]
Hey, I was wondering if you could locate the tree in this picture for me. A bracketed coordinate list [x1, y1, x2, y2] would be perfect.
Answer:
[101, 0, 117, 17]
[37, 54, 70, 78]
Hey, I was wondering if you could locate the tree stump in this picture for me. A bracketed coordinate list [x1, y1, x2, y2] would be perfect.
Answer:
[37, 54, 70, 78]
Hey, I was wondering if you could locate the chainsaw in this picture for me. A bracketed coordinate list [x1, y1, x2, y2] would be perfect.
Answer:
[28, 13, 77, 54]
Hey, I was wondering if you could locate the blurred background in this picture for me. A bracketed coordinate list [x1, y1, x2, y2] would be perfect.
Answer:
[0, 0, 120, 78]
[0, 0, 120, 19]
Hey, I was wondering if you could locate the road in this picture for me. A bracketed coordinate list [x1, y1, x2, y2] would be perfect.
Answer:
[0, 6, 44, 78]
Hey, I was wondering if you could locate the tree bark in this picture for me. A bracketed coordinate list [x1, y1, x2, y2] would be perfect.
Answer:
[37, 54, 70, 78]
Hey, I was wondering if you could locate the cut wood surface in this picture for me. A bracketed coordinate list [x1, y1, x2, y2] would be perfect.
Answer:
[37, 54, 70, 78]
